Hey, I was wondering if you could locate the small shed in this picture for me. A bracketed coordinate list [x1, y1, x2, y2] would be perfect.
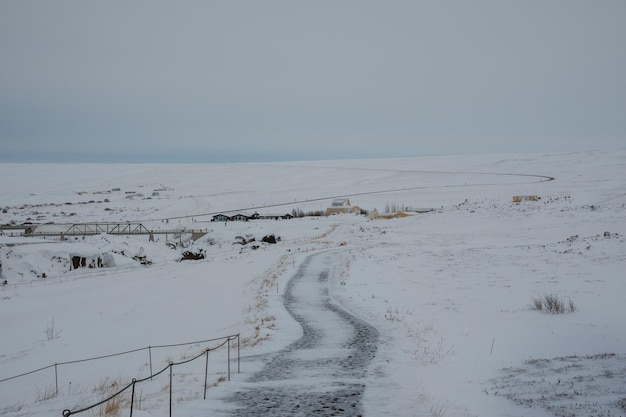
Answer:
[513, 195, 539, 203]
[260, 212, 294, 220]
[211, 214, 230, 222]
[230, 214, 250, 222]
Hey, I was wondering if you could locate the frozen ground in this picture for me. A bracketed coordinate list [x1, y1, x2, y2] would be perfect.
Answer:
[0, 150, 625, 416]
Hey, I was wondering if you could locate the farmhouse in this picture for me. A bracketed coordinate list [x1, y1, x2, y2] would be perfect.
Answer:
[230, 213, 250, 222]
[211, 214, 230, 222]
[211, 213, 251, 222]
[326, 198, 362, 216]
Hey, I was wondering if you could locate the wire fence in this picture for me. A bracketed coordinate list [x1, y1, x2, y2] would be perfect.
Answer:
[0, 334, 240, 416]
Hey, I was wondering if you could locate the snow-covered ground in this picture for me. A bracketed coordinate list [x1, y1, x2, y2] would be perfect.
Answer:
[1, 150, 625, 416]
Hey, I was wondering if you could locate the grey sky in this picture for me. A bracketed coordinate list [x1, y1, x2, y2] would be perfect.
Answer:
[1, 1, 625, 162]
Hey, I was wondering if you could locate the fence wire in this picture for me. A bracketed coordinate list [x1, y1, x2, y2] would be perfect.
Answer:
[61, 335, 238, 417]
[0, 334, 238, 384]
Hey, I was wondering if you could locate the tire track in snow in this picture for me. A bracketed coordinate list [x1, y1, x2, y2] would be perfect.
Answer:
[152, 167, 554, 221]
[222, 251, 379, 416]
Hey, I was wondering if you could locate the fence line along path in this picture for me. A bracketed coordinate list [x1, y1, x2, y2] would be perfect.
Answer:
[1, 334, 240, 417]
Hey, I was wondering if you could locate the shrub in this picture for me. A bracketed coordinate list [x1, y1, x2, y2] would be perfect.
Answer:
[180, 250, 204, 261]
[531, 294, 576, 314]
[384, 306, 405, 322]
[261, 234, 280, 244]
[45, 317, 61, 340]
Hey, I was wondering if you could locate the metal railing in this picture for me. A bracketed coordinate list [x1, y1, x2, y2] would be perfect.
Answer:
[0, 334, 240, 417]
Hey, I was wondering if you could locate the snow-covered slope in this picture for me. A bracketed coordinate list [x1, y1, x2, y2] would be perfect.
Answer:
[1, 150, 625, 416]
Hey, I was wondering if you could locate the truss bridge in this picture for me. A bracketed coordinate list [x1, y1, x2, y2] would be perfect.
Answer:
[21, 222, 208, 241]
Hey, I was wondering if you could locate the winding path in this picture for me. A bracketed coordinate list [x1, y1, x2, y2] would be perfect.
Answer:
[222, 251, 379, 416]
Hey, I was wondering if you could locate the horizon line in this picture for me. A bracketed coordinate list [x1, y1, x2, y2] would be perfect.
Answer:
[1, 148, 619, 164]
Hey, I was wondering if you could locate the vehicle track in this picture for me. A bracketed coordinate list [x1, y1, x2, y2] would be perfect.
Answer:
[221, 251, 379, 416]
[152, 167, 554, 221]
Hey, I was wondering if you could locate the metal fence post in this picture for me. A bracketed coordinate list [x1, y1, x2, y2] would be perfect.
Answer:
[237, 334, 240, 374]
[129, 379, 136, 417]
[169, 362, 173, 417]
[148, 347, 153, 380]
[54, 363, 59, 396]
[204, 349, 209, 400]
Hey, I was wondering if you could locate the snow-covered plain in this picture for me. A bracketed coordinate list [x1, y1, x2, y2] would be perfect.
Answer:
[1, 150, 625, 417]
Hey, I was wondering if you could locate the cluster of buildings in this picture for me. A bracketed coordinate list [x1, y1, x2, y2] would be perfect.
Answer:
[211, 212, 293, 222]
[211, 198, 362, 222]
[210, 198, 437, 222]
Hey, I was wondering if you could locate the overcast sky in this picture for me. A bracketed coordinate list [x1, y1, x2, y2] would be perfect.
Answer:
[1, 1, 625, 163]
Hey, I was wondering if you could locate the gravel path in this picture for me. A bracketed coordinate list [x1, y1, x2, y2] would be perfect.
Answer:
[222, 251, 379, 416]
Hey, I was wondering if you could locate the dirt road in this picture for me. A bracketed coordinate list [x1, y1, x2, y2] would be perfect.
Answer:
[221, 251, 379, 416]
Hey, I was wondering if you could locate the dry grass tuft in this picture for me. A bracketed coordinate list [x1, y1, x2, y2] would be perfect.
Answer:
[35, 383, 57, 402]
[90, 378, 125, 417]
[530, 293, 576, 314]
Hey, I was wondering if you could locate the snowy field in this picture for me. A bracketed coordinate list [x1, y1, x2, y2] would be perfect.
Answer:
[1, 150, 625, 417]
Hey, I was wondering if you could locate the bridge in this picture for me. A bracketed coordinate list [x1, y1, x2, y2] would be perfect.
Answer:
[2, 223, 208, 242]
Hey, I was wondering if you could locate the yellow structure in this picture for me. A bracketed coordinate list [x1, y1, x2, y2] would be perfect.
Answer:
[513, 195, 539, 203]
[369, 208, 437, 220]
[376, 211, 414, 219]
